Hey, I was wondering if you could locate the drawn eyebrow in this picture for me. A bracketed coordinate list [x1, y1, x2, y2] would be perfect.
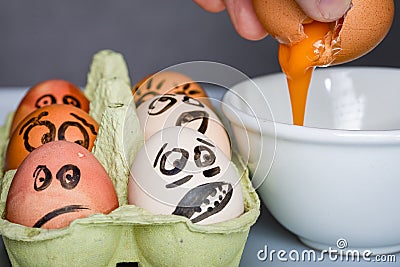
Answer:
[196, 138, 215, 148]
[69, 113, 97, 135]
[147, 77, 153, 89]
[156, 79, 166, 90]
[154, 143, 168, 168]
[203, 166, 221, 177]
[19, 111, 49, 135]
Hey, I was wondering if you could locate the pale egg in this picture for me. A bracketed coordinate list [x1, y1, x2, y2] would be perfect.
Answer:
[128, 127, 244, 225]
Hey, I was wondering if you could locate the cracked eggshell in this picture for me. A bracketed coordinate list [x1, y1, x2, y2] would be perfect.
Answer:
[128, 127, 244, 225]
[5, 141, 118, 229]
[252, 0, 395, 64]
[136, 94, 231, 159]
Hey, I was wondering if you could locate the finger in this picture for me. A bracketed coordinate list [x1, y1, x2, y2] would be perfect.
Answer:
[193, 0, 226, 13]
[224, 0, 268, 40]
[295, 0, 352, 22]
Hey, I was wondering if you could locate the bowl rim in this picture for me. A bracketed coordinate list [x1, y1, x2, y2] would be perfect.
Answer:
[222, 66, 400, 145]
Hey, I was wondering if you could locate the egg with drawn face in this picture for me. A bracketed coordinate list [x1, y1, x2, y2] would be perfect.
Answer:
[132, 71, 211, 107]
[6, 141, 118, 229]
[5, 104, 98, 171]
[128, 127, 244, 225]
[136, 94, 231, 158]
[10, 79, 89, 134]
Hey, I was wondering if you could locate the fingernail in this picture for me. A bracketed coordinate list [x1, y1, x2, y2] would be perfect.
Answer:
[319, 0, 352, 20]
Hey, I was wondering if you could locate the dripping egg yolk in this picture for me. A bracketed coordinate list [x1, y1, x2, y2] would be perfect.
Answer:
[278, 21, 340, 126]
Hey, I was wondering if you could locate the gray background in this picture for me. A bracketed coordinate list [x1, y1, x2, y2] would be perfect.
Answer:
[0, 0, 399, 87]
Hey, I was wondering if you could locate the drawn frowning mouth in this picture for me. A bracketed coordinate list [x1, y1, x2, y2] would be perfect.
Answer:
[33, 205, 90, 228]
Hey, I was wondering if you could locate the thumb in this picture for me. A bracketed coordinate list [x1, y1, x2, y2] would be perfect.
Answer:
[295, 0, 352, 22]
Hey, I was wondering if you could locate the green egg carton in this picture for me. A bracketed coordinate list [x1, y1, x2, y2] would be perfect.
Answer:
[0, 50, 260, 267]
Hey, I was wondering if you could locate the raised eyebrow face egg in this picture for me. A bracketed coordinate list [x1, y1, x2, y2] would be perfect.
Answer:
[132, 71, 211, 108]
[5, 104, 98, 171]
[128, 126, 244, 225]
[10, 79, 90, 135]
[136, 94, 231, 159]
[5, 141, 119, 229]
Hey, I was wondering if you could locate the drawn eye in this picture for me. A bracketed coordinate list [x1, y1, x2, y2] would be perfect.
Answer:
[33, 165, 52, 191]
[19, 112, 56, 152]
[63, 95, 81, 108]
[160, 148, 189, 176]
[56, 164, 81, 190]
[182, 95, 204, 108]
[58, 121, 90, 149]
[35, 94, 56, 108]
[148, 95, 177, 115]
[194, 145, 216, 167]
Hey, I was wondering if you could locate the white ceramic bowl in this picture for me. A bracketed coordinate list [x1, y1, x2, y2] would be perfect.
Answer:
[222, 67, 400, 254]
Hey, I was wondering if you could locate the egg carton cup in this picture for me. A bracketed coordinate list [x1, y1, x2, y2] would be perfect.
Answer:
[0, 50, 260, 267]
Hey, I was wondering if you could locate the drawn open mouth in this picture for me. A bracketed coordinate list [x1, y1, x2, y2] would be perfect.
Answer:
[175, 110, 209, 134]
[33, 205, 89, 228]
[172, 182, 233, 223]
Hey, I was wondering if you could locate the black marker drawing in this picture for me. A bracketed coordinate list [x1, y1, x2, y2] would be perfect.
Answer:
[20, 111, 56, 152]
[33, 165, 52, 191]
[154, 143, 168, 168]
[182, 95, 204, 107]
[58, 121, 90, 149]
[56, 164, 81, 190]
[19, 112, 96, 152]
[194, 145, 216, 167]
[175, 110, 209, 134]
[33, 164, 81, 191]
[35, 94, 56, 108]
[165, 175, 194, 189]
[160, 148, 189, 176]
[33, 205, 89, 228]
[196, 137, 215, 147]
[148, 95, 177, 115]
[203, 166, 221, 178]
[172, 182, 233, 223]
[63, 95, 81, 108]
[69, 113, 98, 135]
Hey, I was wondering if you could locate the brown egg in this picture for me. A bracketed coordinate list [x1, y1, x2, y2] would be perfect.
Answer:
[6, 141, 118, 229]
[11, 79, 90, 134]
[132, 71, 212, 107]
[5, 104, 98, 171]
[252, 0, 394, 64]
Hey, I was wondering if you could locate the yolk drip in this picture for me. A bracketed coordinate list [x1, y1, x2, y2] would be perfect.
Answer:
[278, 21, 332, 126]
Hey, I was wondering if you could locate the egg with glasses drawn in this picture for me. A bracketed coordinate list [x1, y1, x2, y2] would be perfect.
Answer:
[128, 127, 244, 225]
[5, 104, 98, 171]
[132, 71, 211, 108]
[5, 141, 119, 229]
[136, 94, 231, 158]
[10, 79, 90, 134]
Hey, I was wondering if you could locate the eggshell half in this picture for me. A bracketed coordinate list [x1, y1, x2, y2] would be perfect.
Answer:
[252, 0, 394, 64]
[6, 141, 118, 229]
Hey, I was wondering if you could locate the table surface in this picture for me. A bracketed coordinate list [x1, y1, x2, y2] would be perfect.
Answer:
[0, 87, 398, 266]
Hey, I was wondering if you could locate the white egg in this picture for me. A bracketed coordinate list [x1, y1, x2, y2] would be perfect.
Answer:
[128, 127, 244, 225]
[136, 94, 231, 158]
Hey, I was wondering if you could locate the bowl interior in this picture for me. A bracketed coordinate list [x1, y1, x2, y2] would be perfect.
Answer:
[228, 67, 400, 131]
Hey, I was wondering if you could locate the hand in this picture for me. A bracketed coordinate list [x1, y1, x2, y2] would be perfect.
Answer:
[193, 0, 352, 41]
